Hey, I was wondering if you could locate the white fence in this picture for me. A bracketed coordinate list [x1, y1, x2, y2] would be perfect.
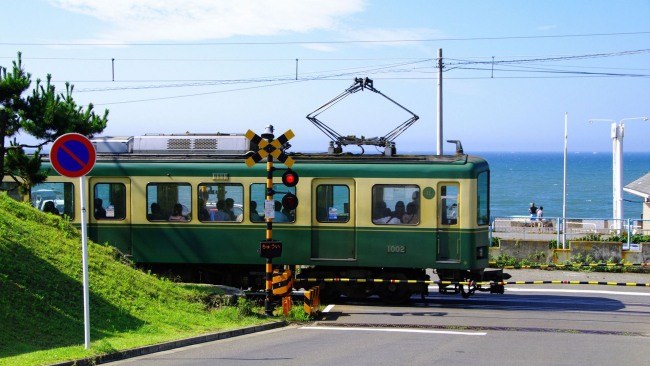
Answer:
[490, 216, 650, 250]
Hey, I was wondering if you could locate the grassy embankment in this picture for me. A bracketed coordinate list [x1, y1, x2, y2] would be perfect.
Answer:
[0, 193, 276, 365]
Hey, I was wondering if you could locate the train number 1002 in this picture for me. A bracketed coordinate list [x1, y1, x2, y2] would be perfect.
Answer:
[386, 245, 406, 253]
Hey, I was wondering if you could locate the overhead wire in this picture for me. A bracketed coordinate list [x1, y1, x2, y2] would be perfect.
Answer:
[9, 45, 646, 103]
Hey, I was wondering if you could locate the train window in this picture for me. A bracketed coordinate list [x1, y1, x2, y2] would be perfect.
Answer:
[372, 185, 420, 225]
[93, 183, 126, 220]
[250, 183, 296, 223]
[197, 184, 244, 222]
[146, 183, 192, 222]
[316, 185, 350, 223]
[477, 172, 489, 225]
[31, 182, 75, 219]
[440, 184, 459, 225]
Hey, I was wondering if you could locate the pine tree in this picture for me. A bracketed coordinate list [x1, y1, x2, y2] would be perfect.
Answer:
[0, 52, 108, 197]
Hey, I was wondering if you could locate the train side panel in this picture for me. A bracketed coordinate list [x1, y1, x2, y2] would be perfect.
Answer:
[14, 155, 490, 291]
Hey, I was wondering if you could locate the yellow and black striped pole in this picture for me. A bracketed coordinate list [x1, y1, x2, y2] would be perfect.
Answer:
[245, 125, 296, 316]
[263, 127, 275, 316]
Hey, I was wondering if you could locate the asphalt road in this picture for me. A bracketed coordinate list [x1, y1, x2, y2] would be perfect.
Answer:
[106, 269, 650, 366]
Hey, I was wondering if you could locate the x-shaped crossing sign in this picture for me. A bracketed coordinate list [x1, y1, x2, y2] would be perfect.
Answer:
[245, 129, 295, 168]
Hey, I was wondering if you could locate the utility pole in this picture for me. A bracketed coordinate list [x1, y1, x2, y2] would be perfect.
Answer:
[437, 48, 443, 155]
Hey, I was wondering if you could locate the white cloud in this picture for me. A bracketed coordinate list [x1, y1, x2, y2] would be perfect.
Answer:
[48, 0, 366, 42]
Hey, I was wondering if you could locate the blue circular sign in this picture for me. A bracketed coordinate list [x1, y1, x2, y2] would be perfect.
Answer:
[50, 133, 96, 178]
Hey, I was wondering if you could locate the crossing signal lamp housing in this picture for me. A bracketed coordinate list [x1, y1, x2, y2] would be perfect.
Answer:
[282, 169, 299, 187]
[282, 192, 299, 211]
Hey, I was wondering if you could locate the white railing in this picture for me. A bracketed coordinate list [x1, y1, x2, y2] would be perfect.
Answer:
[490, 217, 650, 250]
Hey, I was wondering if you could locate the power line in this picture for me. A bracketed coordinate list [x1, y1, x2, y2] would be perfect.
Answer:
[66, 49, 648, 93]
[445, 49, 650, 68]
[18, 48, 645, 105]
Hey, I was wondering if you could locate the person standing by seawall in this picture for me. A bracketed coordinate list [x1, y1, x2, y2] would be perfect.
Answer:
[537, 206, 544, 227]
[529, 203, 538, 221]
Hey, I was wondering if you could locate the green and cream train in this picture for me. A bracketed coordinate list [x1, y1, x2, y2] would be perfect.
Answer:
[8, 133, 504, 303]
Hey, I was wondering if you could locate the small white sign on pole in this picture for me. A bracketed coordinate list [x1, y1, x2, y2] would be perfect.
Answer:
[264, 199, 275, 219]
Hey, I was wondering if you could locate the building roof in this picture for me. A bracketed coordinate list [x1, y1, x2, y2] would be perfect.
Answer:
[624, 172, 650, 201]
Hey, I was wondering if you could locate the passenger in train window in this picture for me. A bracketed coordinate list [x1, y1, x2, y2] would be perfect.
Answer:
[149, 202, 165, 221]
[43, 201, 60, 216]
[169, 203, 187, 221]
[392, 201, 405, 222]
[273, 201, 290, 222]
[410, 190, 420, 209]
[94, 198, 107, 219]
[197, 198, 211, 221]
[224, 198, 236, 221]
[402, 202, 419, 224]
[250, 201, 263, 222]
[212, 200, 231, 221]
[372, 201, 400, 224]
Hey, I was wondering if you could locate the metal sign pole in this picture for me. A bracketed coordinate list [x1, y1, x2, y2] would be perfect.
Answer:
[50, 133, 96, 349]
[79, 175, 91, 349]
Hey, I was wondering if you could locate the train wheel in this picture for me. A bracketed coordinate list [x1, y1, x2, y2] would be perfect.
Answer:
[460, 285, 471, 298]
[459, 283, 475, 299]
[378, 273, 411, 304]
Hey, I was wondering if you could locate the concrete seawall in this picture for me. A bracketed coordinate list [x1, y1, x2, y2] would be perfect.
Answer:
[490, 240, 650, 264]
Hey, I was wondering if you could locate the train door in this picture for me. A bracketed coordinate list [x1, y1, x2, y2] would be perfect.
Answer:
[311, 179, 356, 260]
[88, 178, 132, 255]
[436, 183, 460, 262]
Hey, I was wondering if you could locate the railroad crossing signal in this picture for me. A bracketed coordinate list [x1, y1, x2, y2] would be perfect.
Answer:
[245, 129, 295, 168]
[244, 125, 298, 316]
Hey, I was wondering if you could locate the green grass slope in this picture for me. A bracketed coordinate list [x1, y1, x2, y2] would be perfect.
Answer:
[0, 193, 270, 365]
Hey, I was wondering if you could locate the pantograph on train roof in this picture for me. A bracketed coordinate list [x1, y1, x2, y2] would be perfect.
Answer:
[306, 77, 419, 156]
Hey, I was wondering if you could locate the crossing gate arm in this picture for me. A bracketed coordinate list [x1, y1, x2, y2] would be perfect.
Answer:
[294, 277, 650, 287]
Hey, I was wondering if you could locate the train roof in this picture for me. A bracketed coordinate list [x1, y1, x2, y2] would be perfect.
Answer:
[41, 134, 489, 179]
[84, 134, 485, 163]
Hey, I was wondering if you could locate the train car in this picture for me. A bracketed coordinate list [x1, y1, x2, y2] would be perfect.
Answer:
[4, 133, 503, 303]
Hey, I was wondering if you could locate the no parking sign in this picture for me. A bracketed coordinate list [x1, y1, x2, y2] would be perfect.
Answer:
[50, 133, 95, 349]
[50, 133, 96, 177]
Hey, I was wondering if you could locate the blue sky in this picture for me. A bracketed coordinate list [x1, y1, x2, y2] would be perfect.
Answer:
[2, 0, 649, 153]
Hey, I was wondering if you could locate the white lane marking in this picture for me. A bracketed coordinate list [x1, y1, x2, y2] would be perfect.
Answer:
[323, 304, 335, 313]
[300, 326, 486, 336]
[504, 288, 650, 296]
[428, 285, 650, 297]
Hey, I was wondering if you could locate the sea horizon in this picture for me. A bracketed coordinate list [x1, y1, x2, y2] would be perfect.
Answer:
[477, 151, 649, 221]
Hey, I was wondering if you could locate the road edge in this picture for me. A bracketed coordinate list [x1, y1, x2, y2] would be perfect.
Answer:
[49, 321, 287, 366]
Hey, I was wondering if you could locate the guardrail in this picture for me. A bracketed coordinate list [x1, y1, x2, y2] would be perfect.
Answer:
[490, 217, 650, 250]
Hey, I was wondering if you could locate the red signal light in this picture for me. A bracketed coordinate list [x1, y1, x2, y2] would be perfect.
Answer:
[282, 169, 299, 187]
[282, 192, 299, 210]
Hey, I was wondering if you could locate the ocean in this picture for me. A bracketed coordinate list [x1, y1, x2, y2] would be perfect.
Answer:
[480, 151, 650, 220]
